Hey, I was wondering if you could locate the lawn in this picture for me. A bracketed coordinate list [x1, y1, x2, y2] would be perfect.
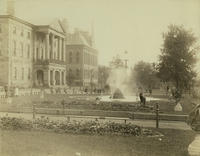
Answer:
[0, 129, 196, 156]
[0, 92, 199, 115]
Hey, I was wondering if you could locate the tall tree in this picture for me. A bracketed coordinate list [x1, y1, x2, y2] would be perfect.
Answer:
[133, 61, 159, 89]
[98, 65, 110, 89]
[157, 25, 198, 96]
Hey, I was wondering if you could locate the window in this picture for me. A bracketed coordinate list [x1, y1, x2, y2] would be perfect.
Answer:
[0, 40, 2, 56]
[41, 48, 43, 59]
[22, 68, 24, 80]
[27, 44, 30, 58]
[69, 51, 72, 63]
[76, 69, 80, 78]
[27, 32, 31, 39]
[20, 42, 23, 57]
[76, 52, 80, 63]
[14, 67, 17, 80]
[28, 68, 31, 80]
[0, 24, 2, 33]
[13, 40, 16, 56]
[36, 48, 39, 59]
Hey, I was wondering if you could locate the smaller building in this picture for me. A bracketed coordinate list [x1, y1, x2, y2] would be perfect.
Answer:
[65, 29, 98, 90]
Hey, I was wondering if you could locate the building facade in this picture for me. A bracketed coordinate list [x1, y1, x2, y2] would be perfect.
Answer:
[0, 1, 67, 88]
[0, 0, 98, 90]
[66, 29, 98, 89]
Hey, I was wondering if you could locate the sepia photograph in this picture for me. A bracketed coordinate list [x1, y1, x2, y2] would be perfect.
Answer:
[0, 0, 200, 155]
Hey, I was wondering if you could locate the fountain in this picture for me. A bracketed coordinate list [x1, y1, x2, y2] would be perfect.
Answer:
[112, 88, 124, 99]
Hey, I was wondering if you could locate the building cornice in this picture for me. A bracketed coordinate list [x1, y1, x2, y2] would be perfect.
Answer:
[0, 15, 34, 27]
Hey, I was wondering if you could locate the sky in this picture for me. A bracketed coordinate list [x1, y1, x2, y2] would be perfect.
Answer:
[11, 0, 200, 67]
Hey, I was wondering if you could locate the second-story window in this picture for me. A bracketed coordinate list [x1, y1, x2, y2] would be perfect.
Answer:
[13, 40, 16, 56]
[14, 67, 17, 80]
[27, 32, 31, 39]
[27, 44, 30, 58]
[22, 67, 24, 80]
[20, 42, 23, 57]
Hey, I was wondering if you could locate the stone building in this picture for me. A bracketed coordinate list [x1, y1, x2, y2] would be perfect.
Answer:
[65, 29, 98, 90]
[0, 0, 66, 88]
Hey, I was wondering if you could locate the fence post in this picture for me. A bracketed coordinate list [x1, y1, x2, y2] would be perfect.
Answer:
[33, 104, 36, 119]
[155, 103, 159, 128]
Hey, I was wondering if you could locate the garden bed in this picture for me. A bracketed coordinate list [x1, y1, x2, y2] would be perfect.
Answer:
[0, 116, 162, 137]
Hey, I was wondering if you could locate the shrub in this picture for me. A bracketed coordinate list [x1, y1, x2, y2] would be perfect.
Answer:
[0, 117, 159, 136]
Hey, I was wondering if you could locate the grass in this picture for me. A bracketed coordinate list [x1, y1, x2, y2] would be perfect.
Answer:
[0, 128, 196, 156]
[0, 91, 199, 115]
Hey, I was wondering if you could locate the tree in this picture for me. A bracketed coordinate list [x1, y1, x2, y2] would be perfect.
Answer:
[98, 65, 110, 90]
[66, 70, 74, 87]
[157, 25, 198, 96]
[133, 61, 159, 90]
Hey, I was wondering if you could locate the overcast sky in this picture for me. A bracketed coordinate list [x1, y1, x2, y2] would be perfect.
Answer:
[14, 0, 200, 67]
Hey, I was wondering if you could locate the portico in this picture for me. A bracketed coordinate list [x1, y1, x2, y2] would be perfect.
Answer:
[33, 22, 67, 88]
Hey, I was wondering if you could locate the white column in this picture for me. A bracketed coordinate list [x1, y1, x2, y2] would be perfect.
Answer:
[45, 33, 49, 60]
[51, 34, 55, 60]
[62, 38, 66, 61]
[34, 34, 37, 61]
[59, 37, 62, 60]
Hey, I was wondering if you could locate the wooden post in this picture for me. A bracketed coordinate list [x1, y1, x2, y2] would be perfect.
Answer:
[33, 104, 36, 119]
[156, 103, 159, 128]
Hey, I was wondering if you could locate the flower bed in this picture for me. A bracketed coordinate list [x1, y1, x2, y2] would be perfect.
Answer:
[0, 117, 161, 137]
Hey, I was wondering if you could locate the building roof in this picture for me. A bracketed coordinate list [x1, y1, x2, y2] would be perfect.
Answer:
[0, 15, 66, 34]
[67, 30, 93, 47]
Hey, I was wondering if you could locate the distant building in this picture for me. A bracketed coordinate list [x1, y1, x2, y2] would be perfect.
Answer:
[65, 28, 98, 89]
[0, 0, 66, 88]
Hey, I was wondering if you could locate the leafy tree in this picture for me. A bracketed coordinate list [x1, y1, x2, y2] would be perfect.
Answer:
[157, 25, 198, 96]
[133, 61, 159, 89]
[66, 70, 74, 87]
[98, 65, 110, 89]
